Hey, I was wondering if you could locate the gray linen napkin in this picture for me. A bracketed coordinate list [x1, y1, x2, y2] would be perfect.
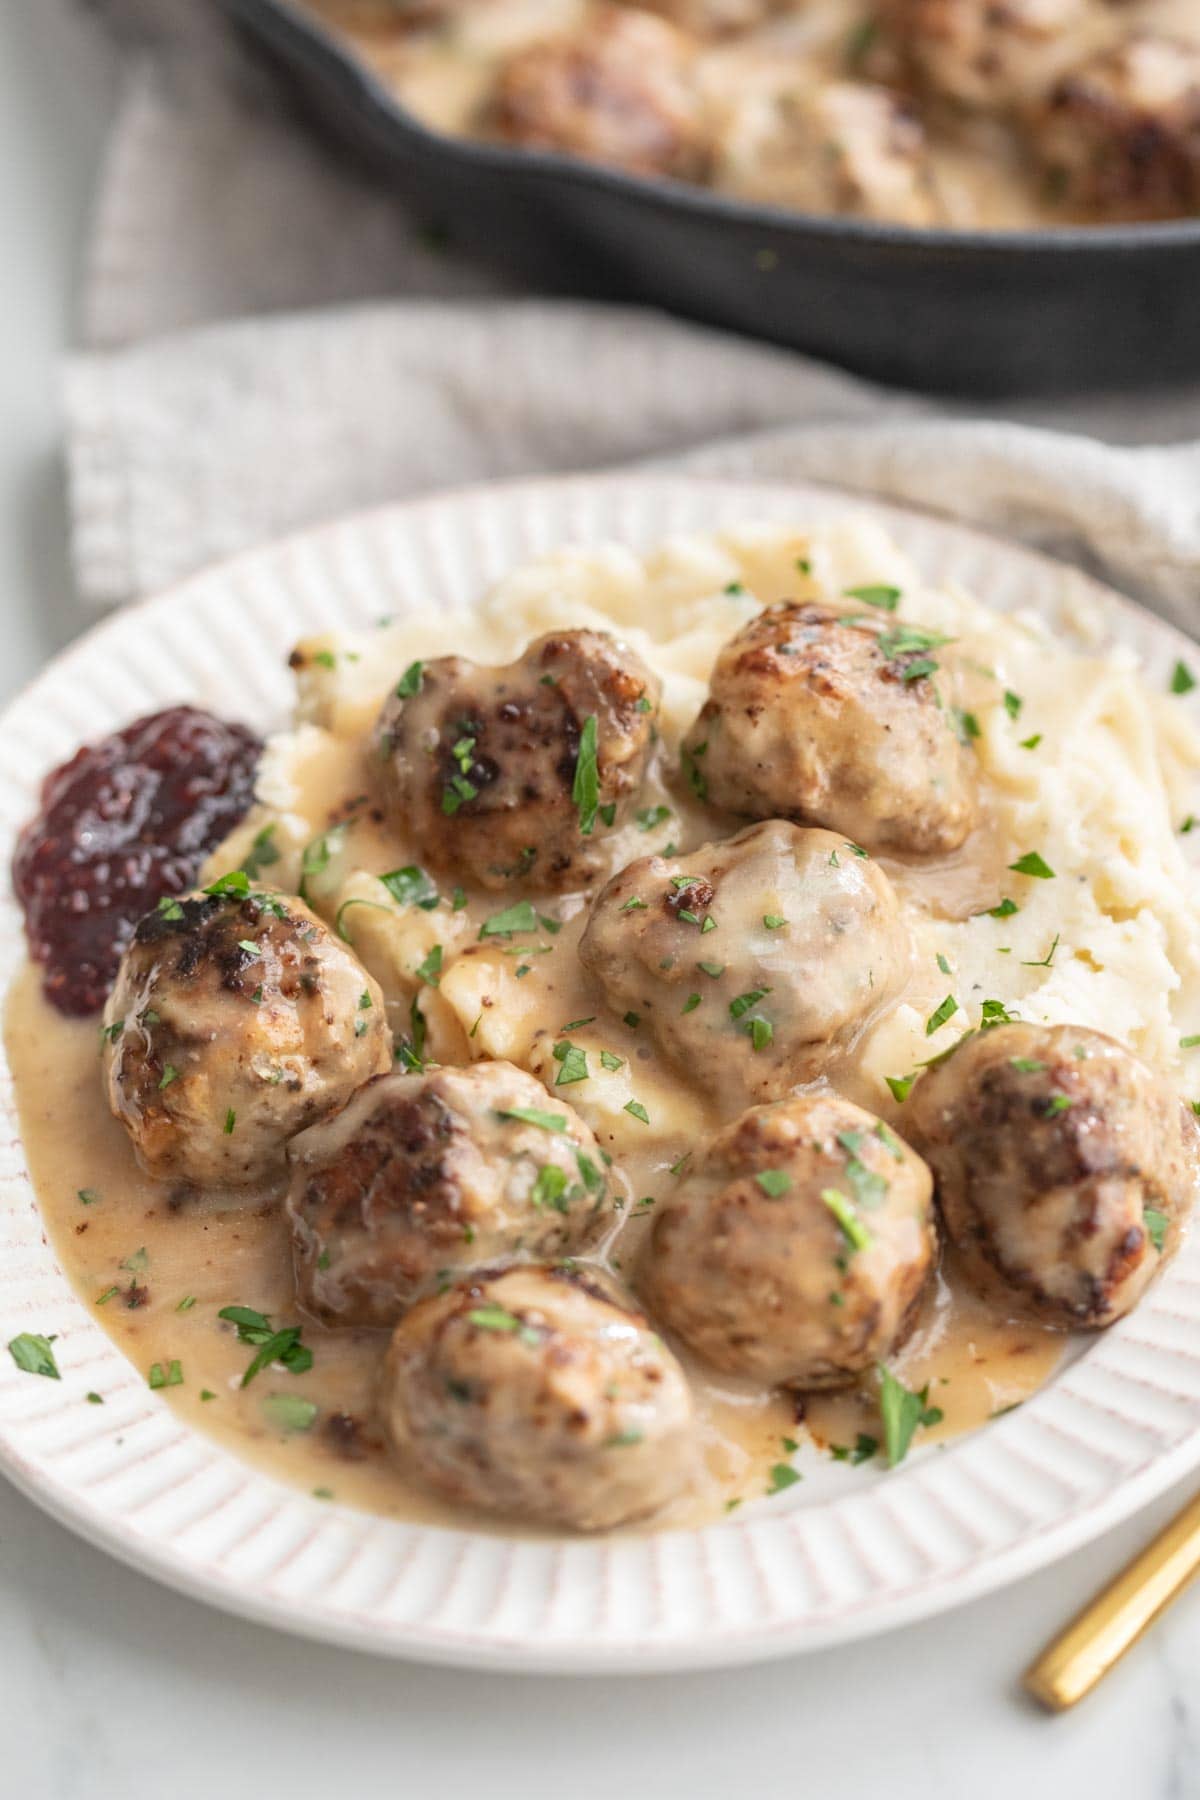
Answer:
[66, 0, 1200, 629]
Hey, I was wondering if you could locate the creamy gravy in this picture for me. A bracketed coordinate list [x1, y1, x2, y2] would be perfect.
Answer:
[4, 700, 1065, 1530]
[301, 0, 1200, 231]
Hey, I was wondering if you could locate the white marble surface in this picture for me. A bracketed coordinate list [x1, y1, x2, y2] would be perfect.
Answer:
[4, 6, 1200, 1797]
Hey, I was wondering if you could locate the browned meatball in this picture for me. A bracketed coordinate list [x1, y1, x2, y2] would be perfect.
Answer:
[102, 882, 391, 1187]
[683, 600, 978, 856]
[286, 1061, 612, 1328]
[488, 5, 709, 181]
[1032, 36, 1200, 220]
[372, 628, 660, 893]
[642, 1093, 936, 1386]
[880, 0, 1091, 111]
[578, 821, 909, 1112]
[381, 1264, 696, 1529]
[907, 1023, 1200, 1329]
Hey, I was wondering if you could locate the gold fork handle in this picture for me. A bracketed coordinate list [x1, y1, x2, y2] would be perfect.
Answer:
[1024, 1487, 1200, 1710]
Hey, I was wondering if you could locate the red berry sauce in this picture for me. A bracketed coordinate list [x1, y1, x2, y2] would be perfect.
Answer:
[12, 706, 262, 1016]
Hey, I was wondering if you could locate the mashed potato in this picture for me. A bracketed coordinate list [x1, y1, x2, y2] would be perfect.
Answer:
[212, 517, 1200, 1130]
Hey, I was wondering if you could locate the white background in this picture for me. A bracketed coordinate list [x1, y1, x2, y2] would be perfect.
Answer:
[4, 6, 1200, 1796]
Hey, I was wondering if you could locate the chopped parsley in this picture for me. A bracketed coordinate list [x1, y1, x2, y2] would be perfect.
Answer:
[1019, 733, 1043, 751]
[636, 805, 672, 831]
[381, 865, 439, 910]
[1043, 1094, 1073, 1115]
[600, 1050, 624, 1072]
[831, 1433, 879, 1465]
[572, 714, 600, 836]
[843, 584, 900, 611]
[531, 1166, 569, 1213]
[8, 1334, 60, 1380]
[553, 1040, 589, 1087]
[624, 1100, 650, 1125]
[497, 1106, 568, 1133]
[755, 1169, 791, 1197]
[1021, 934, 1060, 969]
[468, 1305, 539, 1347]
[1009, 851, 1055, 879]
[415, 944, 443, 986]
[766, 1462, 803, 1495]
[1172, 661, 1196, 695]
[242, 825, 280, 880]
[837, 1130, 888, 1208]
[299, 823, 347, 899]
[218, 1306, 312, 1387]
[988, 897, 1019, 919]
[682, 993, 701, 1014]
[763, 914, 786, 930]
[395, 660, 425, 699]
[925, 994, 958, 1036]
[623, 1011, 641, 1029]
[730, 988, 771, 1020]
[262, 1394, 318, 1433]
[682, 742, 708, 801]
[1144, 1207, 1168, 1252]
[1003, 690, 1023, 720]
[820, 1187, 871, 1252]
[980, 998, 1019, 1029]
[148, 1360, 184, 1390]
[223, 1108, 236, 1136]
[697, 961, 724, 979]
[878, 1365, 942, 1467]
[158, 1064, 180, 1090]
[886, 1072, 916, 1104]
[77, 1188, 99, 1206]
[1010, 1057, 1046, 1074]
[480, 900, 538, 939]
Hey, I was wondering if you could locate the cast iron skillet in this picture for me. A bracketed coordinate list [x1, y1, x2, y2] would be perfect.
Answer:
[221, 0, 1200, 396]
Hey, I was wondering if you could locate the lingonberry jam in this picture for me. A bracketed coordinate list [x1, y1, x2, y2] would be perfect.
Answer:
[13, 706, 262, 1016]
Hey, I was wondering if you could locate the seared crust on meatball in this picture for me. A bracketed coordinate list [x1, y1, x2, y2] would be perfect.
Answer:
[488, 4, 709, 180]
[683, 600, 978, 856]
[102, 886, 391, 1187]
[287, 1061, 611, 1328]
[907, 1022, 1200, 1329]
[382, 1264, 696, 1529]
[1032, 36, 1200, 220]
[578, 821, 910, 1111]
[642, 1093, 936, 1386]
[372, 628, 660, 893]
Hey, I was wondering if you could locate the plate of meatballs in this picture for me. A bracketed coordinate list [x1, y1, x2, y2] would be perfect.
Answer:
[2, 472, 1200, 1670]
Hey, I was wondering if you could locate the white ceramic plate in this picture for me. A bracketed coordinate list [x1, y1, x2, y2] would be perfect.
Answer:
[2, 473, 1200, 1674]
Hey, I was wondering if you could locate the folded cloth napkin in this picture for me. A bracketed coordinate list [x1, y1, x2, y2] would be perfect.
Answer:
[66, 0, 1200, 630]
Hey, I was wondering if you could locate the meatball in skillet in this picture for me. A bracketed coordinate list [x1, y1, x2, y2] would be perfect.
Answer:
[907, 1023, 1199, 1329]
[880, 0, 1090, 112]
[287, 1061, 611, 1328]
[1032, 36, 1200, 221]
[372, 628, 660, 892]
[682, 600, 978, 856]
[488, 4, 709, 181]
[642, 1093, 936, 1387]
[102, 884, 390, 1187]
[579, 821, 909, 1112]
[382, 1264, 696, 1530]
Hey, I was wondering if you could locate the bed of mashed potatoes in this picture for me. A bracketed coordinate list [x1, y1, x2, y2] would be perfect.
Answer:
[208, 517, 1200, 1142]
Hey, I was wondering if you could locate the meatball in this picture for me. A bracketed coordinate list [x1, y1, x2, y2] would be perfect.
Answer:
[102, 884, 390, 1187]
[882, 0, 1091, 112]
[381, 1264, 696, 1530]
[1032, 36, 1200, 220]
[683, 600, 978, 856]
[488, 5, 709, 181]
[578, 821, 909, 1111]
[286, 1061, 612, 1328]
[372, 628, 660, 893]
[907, 1023, 1200, 1329]
[642, 1093, 936, 1386]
